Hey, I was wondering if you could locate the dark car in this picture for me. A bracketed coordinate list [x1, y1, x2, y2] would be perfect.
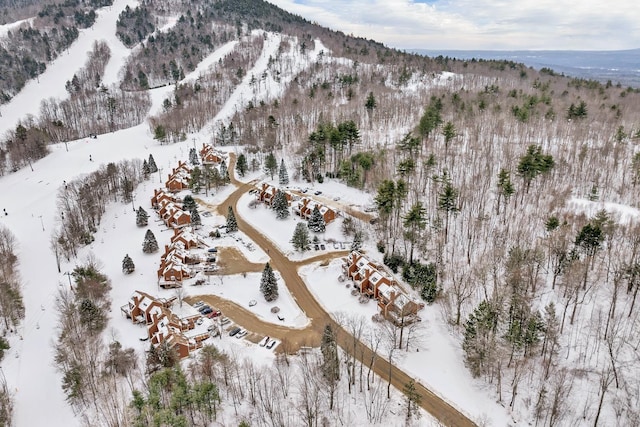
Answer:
[314, 244, 320, 250]
[198, 305, 211, 313]
[229, 327, 241, 337]
[314, 190, 322, 195]
[267, 340, 277, 349]
[201, 307, 213, 315]
[320, 244, 326, 250]
[207, 247, 218, 253]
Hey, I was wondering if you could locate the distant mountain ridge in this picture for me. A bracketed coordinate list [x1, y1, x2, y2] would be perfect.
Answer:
[412, 48, 640, 87]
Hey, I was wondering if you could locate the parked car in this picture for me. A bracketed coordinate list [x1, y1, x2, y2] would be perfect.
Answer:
[207, 247, 218, 253]
[207, 310, 222, 318]
[266, 340, 277, 349]
[220, 317, 231, 325]
[314, 190, 322, 195]
[236, 330, 248, 339]
[260, 336, 270, 347]
[229, 327, 241, 337]
[333, 196, 340, 201]
[320, 244, 326, 250]
[207, 257, 216, 263]
[201, 307, 213, 315]
[248, 300, 257, 307]
[193, 301, 205, 308]
[196, 318, 204, 325]
[198, 305, 211, 313]
[207, 324, 217, 332]
[314, 244, 320, 250]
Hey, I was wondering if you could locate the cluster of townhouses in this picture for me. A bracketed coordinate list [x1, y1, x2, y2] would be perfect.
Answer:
[151, 188, 191, 228]
[256, 182, 337, 224]
[199, 144, 226, 165]
[120, 291, 209, 358]
[343, 251, 423, 325]
[164, 160, 192, 192]
[157, 227, 208, 287]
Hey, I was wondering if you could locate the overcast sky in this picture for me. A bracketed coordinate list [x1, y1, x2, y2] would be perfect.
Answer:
[266, 0, 640, 51]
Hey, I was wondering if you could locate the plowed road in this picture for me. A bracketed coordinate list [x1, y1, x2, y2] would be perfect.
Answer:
[190, 154, 477, 427]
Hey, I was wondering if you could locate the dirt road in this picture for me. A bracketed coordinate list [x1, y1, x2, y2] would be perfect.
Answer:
[193, 154, 477, 427]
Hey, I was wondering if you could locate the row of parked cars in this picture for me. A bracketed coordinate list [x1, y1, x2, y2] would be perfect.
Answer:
[193, 302, 278, 349]
[193, 301, 222, 318]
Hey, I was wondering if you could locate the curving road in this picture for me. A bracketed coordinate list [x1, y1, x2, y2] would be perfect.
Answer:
[192, 154, 477, 427]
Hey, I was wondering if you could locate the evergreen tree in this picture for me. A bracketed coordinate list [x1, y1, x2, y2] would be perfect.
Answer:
[403, 202, 427, 264]
[351, 230, 363, 251]
[226, 206, 238, 232]
[122, 254, 135, 274]
[517, 144, 555, 193]
[136, 206, 149, 227]
[365, 91, 377, 112]
[496, 168, 515, 214]
[235, 153, 248, 177]
[219, 160, 230, 183]
[142, 159, 150, 178]
[182, 195, 196, 212]
[308, 205, 326, 233]
[462, 300, 500, 377]
[142, 229, 159, 253]
[189, 167, 202, 193]
[320, 323, 340, 411]
[265, 153, 278, 179]
[278, 159, 289, 185]
[438, 179, 459, 244]
[272, 190, 290, 219]
[190, 207, 201, 227]
[147, 154, 158, 173]
[189, 147, 199, 165]
[291, 222, 311, 251]
[260, 263, 279, 302]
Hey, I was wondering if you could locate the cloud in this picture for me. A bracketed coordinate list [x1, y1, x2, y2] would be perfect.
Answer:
[266, 0, 640, 50]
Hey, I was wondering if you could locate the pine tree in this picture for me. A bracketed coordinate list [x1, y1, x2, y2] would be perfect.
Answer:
[278, 159, 289, 185]
[235, 153, 248, 177]
[351, 230, 363, 251]
[320, 324, 339, 379]
[142, 159, 150, 178]
[122, 254, 135, 274]
[190, 207, 201, 227]
[219, 160, 230, 183]
[189, 147, 199, 165]
[260, 263, 279, 302]
[272, 190, 289, 219]
[291, 222, 311, 251]
[182, 195, 196, 212]
[308, 205, 326, 233]
[147, 154, 158, 173]
[142, 229, 159, 253]
[136, 206, 149, 227]
[365, 91, 376, 112]
[265, 153, 277, 179]
[226, 206, 238, 232]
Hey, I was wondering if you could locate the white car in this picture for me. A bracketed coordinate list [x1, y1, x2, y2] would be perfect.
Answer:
[248, 300, 257, 307]
[193, 301, 205, 308]
[236, 330, 248, 339]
